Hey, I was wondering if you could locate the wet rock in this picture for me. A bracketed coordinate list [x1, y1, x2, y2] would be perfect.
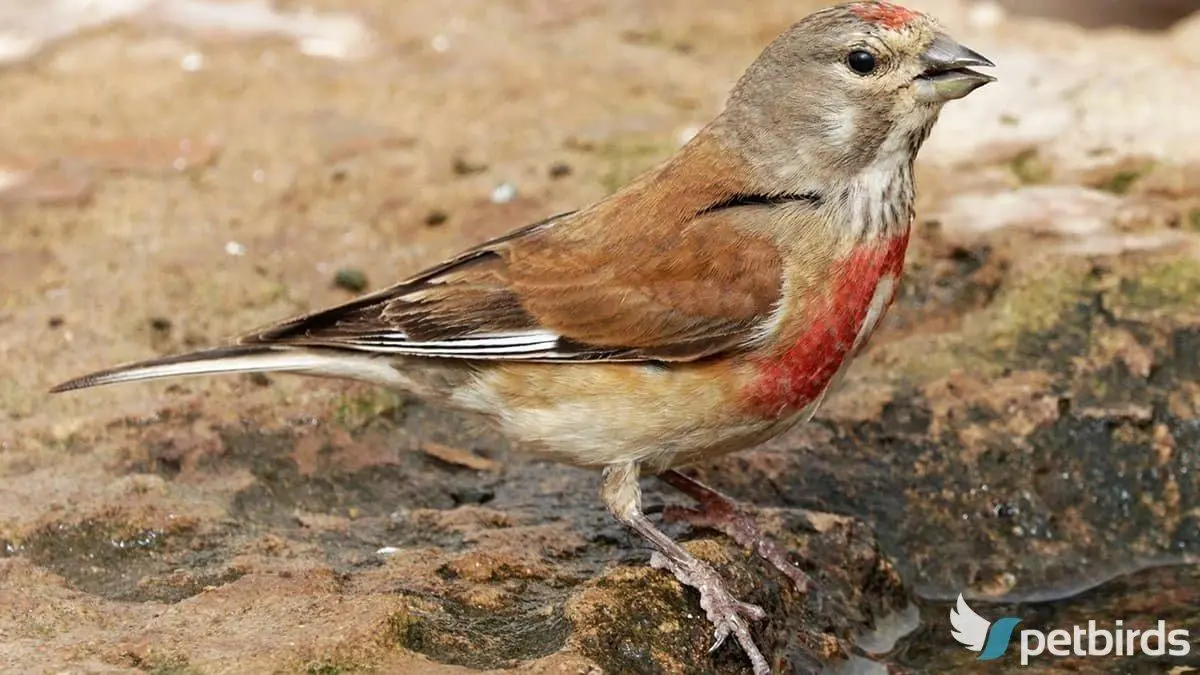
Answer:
[14, 512, 236, 604]
[567, 515, 906, 674]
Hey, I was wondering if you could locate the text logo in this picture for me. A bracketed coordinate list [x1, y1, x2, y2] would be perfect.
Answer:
[950, 593, 1191, 665]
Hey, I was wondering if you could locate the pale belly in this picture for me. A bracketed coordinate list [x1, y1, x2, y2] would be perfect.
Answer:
[463, 358, 785, 470]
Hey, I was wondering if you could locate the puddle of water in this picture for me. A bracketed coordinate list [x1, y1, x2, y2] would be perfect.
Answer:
[848, 561, 1200, 672]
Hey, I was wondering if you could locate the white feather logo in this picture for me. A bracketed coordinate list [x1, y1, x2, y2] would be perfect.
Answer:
[950, 593, 991, 652]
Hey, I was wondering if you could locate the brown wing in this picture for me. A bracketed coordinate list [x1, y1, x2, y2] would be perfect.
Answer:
[243, 207, 784, 362]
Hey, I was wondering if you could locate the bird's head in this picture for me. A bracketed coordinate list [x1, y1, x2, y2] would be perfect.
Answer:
[723, 1, 994, 183]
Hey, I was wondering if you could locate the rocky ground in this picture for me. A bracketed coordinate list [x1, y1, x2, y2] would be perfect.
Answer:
[2, 1, 1199, 673]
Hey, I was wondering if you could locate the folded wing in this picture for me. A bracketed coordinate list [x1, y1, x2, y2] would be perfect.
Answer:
[244, 210, 784, 363]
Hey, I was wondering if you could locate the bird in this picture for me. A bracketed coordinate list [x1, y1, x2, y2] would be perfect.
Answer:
[51, 3, 994, 672]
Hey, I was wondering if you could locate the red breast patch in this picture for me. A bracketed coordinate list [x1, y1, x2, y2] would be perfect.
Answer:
[741, 233, 910, 418]
[849, 1, 921, 30]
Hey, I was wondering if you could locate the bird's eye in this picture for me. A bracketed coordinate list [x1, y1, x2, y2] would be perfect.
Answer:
[846, 50, 876, 75]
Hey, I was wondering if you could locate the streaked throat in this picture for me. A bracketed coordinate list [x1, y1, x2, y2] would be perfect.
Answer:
[845, 117, 936, 241]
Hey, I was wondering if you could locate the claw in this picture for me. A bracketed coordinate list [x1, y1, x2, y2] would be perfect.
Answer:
[710, 625, 730, 652]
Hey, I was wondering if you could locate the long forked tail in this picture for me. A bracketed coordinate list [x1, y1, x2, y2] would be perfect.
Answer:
[49, 345, 354, 393]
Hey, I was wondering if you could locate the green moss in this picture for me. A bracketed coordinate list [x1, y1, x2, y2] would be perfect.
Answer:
[147, 665, 200, 675]
[1187, 208, 1200, 233]
[1111, 259, 1200, 319]
[0, 377, 32, 420]
[1094, 163, 1154, 195]
[983, 265, 1093, 349]
[890, 252, 1200, 388]
[132, 652, 199, 675]
[900, 265, 1095, 379]
[1099, 171, 1139, 194]
[383, 610, 414, 643]
[398, 598, 569, 669]
[333, 268, 369, 293]
[1009, 149, 1051, 185]
[332, 389, 407, 430]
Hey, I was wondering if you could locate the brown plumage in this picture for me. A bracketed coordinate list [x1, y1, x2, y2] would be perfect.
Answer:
[51, 3, 994, 672]
[242, 134, 783, 362]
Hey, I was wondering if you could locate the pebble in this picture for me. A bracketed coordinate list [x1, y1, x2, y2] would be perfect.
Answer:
[490, 182, 517, 204]
[334, 267, 368, 292]
[453, 157, 487, 175]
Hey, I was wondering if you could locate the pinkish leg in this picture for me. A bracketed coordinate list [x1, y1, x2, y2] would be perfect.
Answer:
[602, 464, 771, 675]
[659, 469, 813, 593]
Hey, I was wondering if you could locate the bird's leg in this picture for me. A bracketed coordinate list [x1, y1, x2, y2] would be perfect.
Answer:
[601, 463, 771, 675]
[658, 469, 813, 593]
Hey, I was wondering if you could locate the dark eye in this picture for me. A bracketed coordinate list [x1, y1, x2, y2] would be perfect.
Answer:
[846, 50, 876, 75]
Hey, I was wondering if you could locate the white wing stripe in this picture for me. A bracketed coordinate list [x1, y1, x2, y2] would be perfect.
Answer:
[342, 340, 561, 355]
[414, 333, 561, 348]
[348, 330, 559, 348]
[348, 339, 560, 350]
[338, 330, 564, 358]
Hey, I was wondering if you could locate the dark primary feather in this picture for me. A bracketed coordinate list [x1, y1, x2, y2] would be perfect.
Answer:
[244, 214, 569, 358]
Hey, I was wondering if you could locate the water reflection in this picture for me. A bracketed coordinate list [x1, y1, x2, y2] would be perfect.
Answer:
[849, 560, 1200, 672]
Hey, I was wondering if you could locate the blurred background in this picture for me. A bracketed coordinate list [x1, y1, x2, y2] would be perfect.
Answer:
[997, 0, 1197, 28]
[2, 1, 1200, 673]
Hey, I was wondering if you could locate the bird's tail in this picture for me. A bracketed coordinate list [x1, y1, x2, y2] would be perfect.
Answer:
[49, 345, 359, 393]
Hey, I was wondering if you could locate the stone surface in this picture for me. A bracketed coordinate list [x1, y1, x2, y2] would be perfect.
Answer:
[2, 1, 1199, 673]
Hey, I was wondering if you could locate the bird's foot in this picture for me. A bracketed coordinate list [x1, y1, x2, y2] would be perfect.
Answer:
[660, 470, 814, 593]
[649, 550, 771, 675]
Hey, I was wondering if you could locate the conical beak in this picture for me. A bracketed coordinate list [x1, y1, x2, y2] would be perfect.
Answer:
[914, 33, 996, 103]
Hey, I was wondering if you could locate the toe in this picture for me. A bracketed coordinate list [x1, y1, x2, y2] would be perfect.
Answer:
[740, 602, 767, 621]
